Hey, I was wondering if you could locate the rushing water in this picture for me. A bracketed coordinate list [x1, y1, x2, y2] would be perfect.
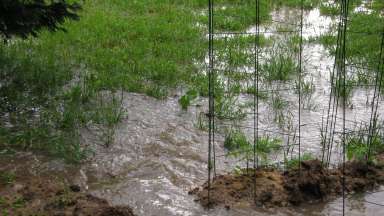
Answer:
[2, 6, 384, 216]
[2, 91, 384, 215]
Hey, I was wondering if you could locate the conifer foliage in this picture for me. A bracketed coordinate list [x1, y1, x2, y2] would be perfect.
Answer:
[0, 0, 80, 38]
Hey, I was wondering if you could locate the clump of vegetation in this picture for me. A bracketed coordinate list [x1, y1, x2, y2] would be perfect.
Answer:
[197, 0, 271, 32]
[224, 129, 282, 166]
[262, 47, 298, 82]
[272, 0, 321, 9]
[0, 0, 208, 162]
[215, 93, 246, 120]
[0, 195, 26, 214]
[319, 0, 363, 16]
[269, 92, 294, 129]
[195, 112, 209, 131]
[256, 136, 283, 163]
[317, 2, 383, 93]
[346, 126, 384, 162]
[179, 89, 199, 110]
[295, 78, 316, 110]
[224, 129, 250, 151]
[320, 2, 340, 16]
[333, 76, 355, 103]
[245, 86, 269, 100]
[371, 0, 384, 11]
[91, 91, 126, 148]
[286, 153, 315, 169]
[0, 171, 15, 185]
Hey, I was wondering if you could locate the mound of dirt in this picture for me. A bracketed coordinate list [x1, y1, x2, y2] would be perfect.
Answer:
[190, 169, 290, 209]
[191, 159, 384, 209]
[283, 160, 341, 205]
[0, 176, 135, 216]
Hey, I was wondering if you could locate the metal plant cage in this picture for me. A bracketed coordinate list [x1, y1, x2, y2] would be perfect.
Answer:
[204, 0, 384, 211]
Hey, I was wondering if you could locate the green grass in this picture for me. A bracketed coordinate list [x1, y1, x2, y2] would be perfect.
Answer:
[225, 129, 282, 165]
[224, 129, 250, 151]
[269, 92, 294, 129]
[179, 89, 199, 110]
[319, 0, 363, 16]
[336, 77, 355, 101]
[197, 0, 271, 32]
[0, 171, 15, 185]
[1, 0, 209, 161]
[214, 35, 272, 69]
[0, 0, 274, 162]
[345, 125, 384, 162]
[286, 153, 315, 169]
[318, 2, 383, 66]
[2, 0, 381, 163]
[371, 1, 384, 12]
[320, 3, 340, 16]
[272, 0, 321, 9]
[262, 52, 298, 81]
[316, 2, 383, 95]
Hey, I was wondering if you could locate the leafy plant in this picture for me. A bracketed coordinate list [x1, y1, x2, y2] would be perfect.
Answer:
[179, 89, 198, 110]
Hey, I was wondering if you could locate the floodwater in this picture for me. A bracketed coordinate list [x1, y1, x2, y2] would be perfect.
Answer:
[2, 5, 384, 216]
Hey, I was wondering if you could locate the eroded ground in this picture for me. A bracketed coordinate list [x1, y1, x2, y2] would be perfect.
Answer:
[191, 157, 384, 209]
[0, 167, 135, 216]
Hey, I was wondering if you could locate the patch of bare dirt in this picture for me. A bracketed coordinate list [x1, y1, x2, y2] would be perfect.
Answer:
[191, 159, 384, 209]
[0, 175, 136, 216]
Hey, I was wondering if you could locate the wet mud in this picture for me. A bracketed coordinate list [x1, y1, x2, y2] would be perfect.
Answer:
[191, 158, 384, 210]
[0, 172, 135, 216]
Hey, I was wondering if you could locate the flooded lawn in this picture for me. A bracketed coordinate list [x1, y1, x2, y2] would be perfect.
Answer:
[1, 3, 384, 216]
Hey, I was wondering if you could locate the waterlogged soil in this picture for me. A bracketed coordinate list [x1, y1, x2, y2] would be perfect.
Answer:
[0, 169, 135, 216]
[191, 159, 384, 209]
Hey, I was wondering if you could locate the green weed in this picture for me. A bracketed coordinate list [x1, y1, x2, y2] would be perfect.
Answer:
[0, 171, 15, 185]
[225, 129, 282, 165]
[272, 0, 321, 9]
[179, 89, 199, 110]
[262, 46, 298, 82]
[286, 153, 315, 169]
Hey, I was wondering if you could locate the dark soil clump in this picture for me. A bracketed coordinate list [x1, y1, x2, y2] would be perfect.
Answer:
[0, 176, 136, 216]
[191, 159, 384, 209]
[190, 169, 289, 208]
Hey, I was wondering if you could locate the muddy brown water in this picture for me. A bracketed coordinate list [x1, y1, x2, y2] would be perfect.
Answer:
[2, 91, 384, 216]
[2, 5, 384, 216]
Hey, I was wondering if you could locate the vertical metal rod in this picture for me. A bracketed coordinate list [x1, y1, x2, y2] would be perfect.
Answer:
[322, 0, 345, 166]
[207, 0, 214, 205]
[367, 26, 384, 159]
[325, 2, 346, 167]
[341, 0, 350, 215]
[253, 0, 260, 204]
[298, 0, 304, 174]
